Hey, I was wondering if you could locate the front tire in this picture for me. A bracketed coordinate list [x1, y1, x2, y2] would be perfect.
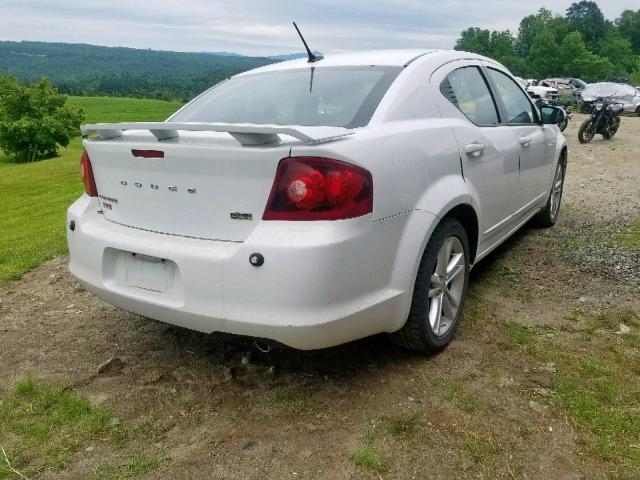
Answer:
[533, 160, 565, 228]
[578, 119, 595, 144]
[390, 218, 470, 353]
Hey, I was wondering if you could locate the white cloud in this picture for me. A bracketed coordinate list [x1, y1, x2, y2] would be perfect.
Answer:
[0, 0, 638, 55]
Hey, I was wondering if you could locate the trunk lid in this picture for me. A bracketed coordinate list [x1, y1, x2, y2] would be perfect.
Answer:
[83, 123, 352, 242]
[84, 130, 294, 242]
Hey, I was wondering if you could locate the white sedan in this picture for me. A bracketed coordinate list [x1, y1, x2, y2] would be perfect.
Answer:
[68, 49, 567, 352]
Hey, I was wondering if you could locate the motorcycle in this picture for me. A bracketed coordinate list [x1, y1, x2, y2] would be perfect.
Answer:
[578, 96, 623, 144]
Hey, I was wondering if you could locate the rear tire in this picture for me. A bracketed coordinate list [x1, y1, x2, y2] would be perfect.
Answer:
[533, 160, 565, 228]
[578, 119, 595, 144]
[390, 218, 470, 353]
[636, 107, 640, 117]
[603, 117, 620, 140]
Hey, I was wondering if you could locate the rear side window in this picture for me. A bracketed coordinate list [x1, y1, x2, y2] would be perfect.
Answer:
[440, 67, 499, 126]
[487, 69, 536, 124]
[170, 66, 401, 129]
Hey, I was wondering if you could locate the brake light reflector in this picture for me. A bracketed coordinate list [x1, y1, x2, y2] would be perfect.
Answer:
[263, 157, 373, 221]
[80, 150, 98, 197]
[131, 149, 165, 158]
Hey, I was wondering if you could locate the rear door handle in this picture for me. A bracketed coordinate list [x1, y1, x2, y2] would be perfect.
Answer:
[464, 142, 486, 157]
[519, 136, 532, 147]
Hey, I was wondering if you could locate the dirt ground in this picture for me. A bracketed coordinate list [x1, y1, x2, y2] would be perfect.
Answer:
[1, 114, 639, 479]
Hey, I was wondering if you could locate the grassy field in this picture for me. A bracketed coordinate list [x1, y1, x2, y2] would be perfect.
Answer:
[0, 96, 182, 283]
[66, 96, 182, 124]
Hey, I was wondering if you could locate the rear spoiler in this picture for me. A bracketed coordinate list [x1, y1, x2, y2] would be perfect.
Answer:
[81, 122, 353, 146]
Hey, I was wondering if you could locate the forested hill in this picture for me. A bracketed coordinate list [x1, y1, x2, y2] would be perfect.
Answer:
[0, 41, 276, 101]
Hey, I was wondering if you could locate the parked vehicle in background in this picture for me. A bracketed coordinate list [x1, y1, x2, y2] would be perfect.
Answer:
[514, 76, 529, 88]
[540, 78, 586, 101]
[526, 84, 559, 102]
[578, 96, 623, 143]
[581, 83, 640, 115]
[541, 78, 573, 92]
[67, 49, 568, 353]
[569, 78, 588, 90]
[541, 78, 587, 90]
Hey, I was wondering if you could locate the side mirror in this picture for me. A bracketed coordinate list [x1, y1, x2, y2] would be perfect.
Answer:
[540, 105, 565, 125]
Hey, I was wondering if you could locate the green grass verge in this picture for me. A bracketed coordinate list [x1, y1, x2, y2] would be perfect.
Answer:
[90, 457, 165, 480]
[351, 418, 389, 473]
[351, 445, 388, 473]
[431, 377, 482, 413]
[0, 377, 111, 477]
[614, 219, 640, 251]
[463, 434, 503, 463]
[0, 96, 182, 283]
[509, 309, 640, 477]
[0, 138, 84, 282]
[0, 377, 164, 479]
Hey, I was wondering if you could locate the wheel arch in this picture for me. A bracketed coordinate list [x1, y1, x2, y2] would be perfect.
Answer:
[439, 204, 479, 264]
[413, 175, 481, 265]
[560, 144, 568, 167]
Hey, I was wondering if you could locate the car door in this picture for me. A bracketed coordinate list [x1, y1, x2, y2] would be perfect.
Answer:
[431, 62, 521, 250]
[484, 67, 556, 212]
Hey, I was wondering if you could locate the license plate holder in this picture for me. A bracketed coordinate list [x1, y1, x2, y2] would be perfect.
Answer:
[121, 253, 175, 293]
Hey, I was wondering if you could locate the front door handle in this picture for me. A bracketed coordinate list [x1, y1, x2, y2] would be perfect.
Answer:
[519, 136, 532, 147]
[464, 142, 486, 157]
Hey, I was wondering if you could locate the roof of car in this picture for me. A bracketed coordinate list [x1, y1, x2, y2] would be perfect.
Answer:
[235, 49, 490, 76]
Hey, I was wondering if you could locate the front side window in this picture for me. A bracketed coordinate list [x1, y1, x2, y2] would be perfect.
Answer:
[169, 66, 401, 129]
[487, 69, 536, 124]
[440, 67, 499, 126]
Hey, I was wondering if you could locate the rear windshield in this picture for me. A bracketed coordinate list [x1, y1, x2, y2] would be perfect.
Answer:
[169, 66, 402, 128]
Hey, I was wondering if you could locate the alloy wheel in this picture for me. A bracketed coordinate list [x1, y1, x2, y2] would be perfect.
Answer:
[428, 236, 466, 337]
[550, 163, 564, 220]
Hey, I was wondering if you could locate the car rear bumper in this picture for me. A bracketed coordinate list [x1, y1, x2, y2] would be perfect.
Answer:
[67, 195, 431, 349]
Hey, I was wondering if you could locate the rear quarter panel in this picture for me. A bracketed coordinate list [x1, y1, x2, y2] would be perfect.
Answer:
[291, 119, 465, 221]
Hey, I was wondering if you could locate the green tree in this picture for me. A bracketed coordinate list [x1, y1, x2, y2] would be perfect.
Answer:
[0, 77, 84, 162]
[630, 61, 640, 84]
[528, 30, 562, 78]
[517, 8, 553, 56]
[565, 1, 610, 49]
[616, 9, 640, 53]
[455, 28, 524, 73]
[455, 27, 493, 56]
[599, 31, 637, 75]
[489, 30, 525, 72]
[557, 31, 614, 80]
[516, 8, 571, 56]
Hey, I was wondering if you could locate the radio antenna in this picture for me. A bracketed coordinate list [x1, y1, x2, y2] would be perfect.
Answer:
[293, 22, 324, 63]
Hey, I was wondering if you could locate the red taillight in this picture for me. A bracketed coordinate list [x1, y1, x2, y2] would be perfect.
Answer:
[263, 157, 373, 221]
[80, 150, 98, 197]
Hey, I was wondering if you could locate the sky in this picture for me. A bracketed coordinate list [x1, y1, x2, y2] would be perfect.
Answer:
[0, 0, 638, 57]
